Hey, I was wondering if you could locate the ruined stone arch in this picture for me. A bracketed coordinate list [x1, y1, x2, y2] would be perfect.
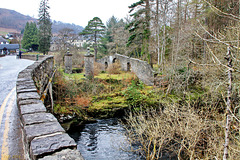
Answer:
[127, 62, 131, 72]
[112, 58, 120, 64]
[105, 62, 108, 70]
[112, 58, 117, 63]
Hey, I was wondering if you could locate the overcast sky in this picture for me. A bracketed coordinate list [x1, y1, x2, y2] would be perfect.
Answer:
[1, 0, 137, 27]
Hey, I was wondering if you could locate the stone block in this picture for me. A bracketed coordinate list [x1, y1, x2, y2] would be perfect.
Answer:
[18, 72, 32, 79]
[31, 133, 77, 159]
[17, 92, 40, 102]
[22, 113, 57, 125]
[20, 103, 46, 115]
[16, 80, 35, 86]
[24, 122, 65, 142]
[16, 84, 37, 94]
[17, 78, 34, 83]
[38, 149, 83, 160]
[18, 99, 43, 106]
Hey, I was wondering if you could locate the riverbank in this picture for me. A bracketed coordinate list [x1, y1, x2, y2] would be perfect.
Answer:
[50, 62, 240, 159]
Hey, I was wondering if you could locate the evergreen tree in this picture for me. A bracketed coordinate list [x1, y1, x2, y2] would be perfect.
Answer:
[106, 16, 118, 43]
[80, 17, 105, 61]
[22, 22, 39, 51]
[126, 0, 151, 66]
[104, 16, 128, 55]
[38, 0, 52, 55]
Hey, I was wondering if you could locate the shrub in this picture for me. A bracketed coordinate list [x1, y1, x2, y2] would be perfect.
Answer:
[124, 104, 226, 159]
[94, 62, 104, 76]
[74, 95, 91, 108]
[107, 62, 121, 74]
[123, 80, 147, 108]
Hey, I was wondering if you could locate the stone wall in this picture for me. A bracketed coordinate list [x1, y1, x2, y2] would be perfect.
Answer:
[17, 56, 83, 160]
[98, 54, 156, 86]
[20, 55, 47, 61]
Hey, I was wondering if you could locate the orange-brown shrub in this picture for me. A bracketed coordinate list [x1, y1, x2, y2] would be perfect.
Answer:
[74, 95, 91, 107]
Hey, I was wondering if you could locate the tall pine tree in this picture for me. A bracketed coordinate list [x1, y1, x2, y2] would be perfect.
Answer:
[38, 0, 52, 55]
[80, 17, 105, 61]
[126, 0, 152, 66]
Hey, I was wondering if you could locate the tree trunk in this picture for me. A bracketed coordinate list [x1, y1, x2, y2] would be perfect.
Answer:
[145, 0, 152, 67]
[223, 47, 232, 160]
[94, 31, 97, 61]
[156, 0, 160, 66]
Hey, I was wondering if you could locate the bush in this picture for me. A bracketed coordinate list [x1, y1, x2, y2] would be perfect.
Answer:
[125, 105, 226, 159]
[107, 62, 121, 74]
[123, 80, 147, 107]
[74, 95, 91, 108]
[94, 62, 104, 76]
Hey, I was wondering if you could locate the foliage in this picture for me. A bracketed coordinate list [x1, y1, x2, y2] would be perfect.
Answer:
[79, 17, 105, 60]
[126, 0, 151, 64]
[38, 0, 52, 55]
[103, 16, 128, 55]
[123, 80, 147, 108]
[21, 22, 39, 50]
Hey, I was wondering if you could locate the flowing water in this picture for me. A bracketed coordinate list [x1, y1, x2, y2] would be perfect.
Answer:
[69, 118, 143, 160]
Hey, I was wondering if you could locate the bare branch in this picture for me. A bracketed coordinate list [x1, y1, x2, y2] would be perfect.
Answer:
[204, 0, 240, 21]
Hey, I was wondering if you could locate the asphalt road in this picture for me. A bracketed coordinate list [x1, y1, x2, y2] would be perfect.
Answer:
[0, 56, 34, 160]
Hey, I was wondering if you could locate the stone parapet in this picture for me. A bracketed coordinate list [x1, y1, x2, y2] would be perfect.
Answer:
[16, 55, 84, 160]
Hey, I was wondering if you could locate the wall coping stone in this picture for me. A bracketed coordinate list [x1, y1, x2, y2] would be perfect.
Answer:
[20, 103, 47, 115]
[25, 122, 65, 142]
[31, 133, 76, 158]
[22, 113, 58, 125]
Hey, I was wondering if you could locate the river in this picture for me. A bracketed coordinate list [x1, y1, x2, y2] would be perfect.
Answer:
[68, 118, 143, 160]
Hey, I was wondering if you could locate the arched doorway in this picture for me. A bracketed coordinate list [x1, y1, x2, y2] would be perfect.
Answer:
[127, 62, 131, 72]
[105, 62, 108, 70]
[113, 58, 117, 63]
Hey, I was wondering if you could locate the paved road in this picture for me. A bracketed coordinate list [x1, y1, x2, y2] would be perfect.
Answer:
[0, 56, 34, 160]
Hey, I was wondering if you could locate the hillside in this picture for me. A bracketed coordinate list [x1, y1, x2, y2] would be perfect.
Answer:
[0, 8, 83, 34]
[0, 8, 35, 32]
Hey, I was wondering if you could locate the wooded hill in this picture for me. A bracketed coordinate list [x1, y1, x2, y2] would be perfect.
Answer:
[0, 8, 83, 34]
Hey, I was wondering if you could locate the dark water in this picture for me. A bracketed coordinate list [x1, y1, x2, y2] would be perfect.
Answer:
[69, 118, 143, 160]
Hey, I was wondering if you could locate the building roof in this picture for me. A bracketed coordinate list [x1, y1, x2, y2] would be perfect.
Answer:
[0, 36, 8, 43]
[0, 44, 19, 50]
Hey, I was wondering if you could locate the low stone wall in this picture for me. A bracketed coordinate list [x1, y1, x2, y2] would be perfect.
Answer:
[20, 55, 46, 61]
[16, 56, 83, 160]
[98, 54, 156, 86]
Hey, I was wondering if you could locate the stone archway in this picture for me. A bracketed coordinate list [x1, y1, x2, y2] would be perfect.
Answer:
[105, 62, 108, 70]
[127, 62, 131, 72]
[112, 58, 117, 63]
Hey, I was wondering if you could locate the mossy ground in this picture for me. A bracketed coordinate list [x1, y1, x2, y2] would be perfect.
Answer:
[53, 66, 209, 120]
[53, 70, 162, 119]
